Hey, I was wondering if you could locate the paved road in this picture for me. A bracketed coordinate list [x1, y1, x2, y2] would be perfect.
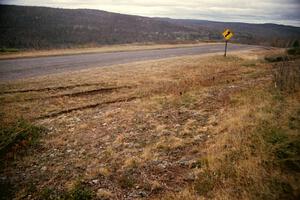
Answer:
[0, 43, 259, 81]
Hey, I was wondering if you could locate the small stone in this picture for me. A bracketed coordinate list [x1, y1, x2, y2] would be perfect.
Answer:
[178, 158, 190, 166]
[138, 191, 147, 197]
[41, 166, 47, 171]
[67, 149, 72, 153]
[68, 128, 75, 132]
[158, 161, 168, 169]
[158, 163, 166, 169]
[194, 134, 204, 141]
[199, 126, 208, 132]
[79, 149, 85, 154]
[92, 179, 99, 184]
[75, 117, 81, 122]
[183, 173, 195, 181]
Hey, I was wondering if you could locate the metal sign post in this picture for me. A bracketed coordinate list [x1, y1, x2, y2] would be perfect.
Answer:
[222, 29, 234, 57]
[224, 40, 228, 57]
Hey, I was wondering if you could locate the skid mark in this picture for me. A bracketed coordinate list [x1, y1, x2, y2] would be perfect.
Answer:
[3, 86, 133, 103]
[1, 82, 107, 94]
[37, 96, 139, 119]
[44, 86, 131, 98]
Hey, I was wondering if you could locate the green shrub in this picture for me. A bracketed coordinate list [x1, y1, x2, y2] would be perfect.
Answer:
[38, 183, 94, 200]
[118, 173, 135, 188]
[263, 128, 300, 171]
[68, 183, 94, 200]
[0, 182, 14, 200]
[265, 55, 289, 62]
[0, 119, 46, 157]
[0, 48, 19, 53]
[269, 179, 295, 200]
[292, 40, 299, 48]
[273, 61, 300, 92]
[287, 48, 300, 55]
[287, 40, 300, 55]
[39, 188, 62, 200]
[264, 128, 288, 144]
[193, 170, 216, 196]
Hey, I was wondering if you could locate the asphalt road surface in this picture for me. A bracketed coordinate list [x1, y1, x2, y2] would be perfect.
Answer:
[0, 43, 260, 81]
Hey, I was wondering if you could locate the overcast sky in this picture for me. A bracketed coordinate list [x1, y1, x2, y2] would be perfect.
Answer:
[1, 0, 300, 27]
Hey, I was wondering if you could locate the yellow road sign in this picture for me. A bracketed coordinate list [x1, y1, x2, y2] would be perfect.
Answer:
[222, 29, 233, 40]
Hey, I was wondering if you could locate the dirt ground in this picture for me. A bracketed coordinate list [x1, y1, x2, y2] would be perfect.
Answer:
[0, 49, 299, 199]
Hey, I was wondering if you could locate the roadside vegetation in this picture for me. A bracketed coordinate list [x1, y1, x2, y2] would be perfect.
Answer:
[287, 40, 300, 56]
[0, 47, 19, 53]
[0, 49, 299, 199]
[0, 119, 45, 158]
[189, 81, 299, 199]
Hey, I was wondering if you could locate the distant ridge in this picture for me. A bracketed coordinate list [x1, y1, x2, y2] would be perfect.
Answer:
[157, 18, 300, 47]
[0, 4, 299, 49]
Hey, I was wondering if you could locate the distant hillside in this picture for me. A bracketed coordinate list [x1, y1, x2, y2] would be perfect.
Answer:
[158, 18, 300, 47]
[0, 5, 299, 49]
[0, 5, 201, 49]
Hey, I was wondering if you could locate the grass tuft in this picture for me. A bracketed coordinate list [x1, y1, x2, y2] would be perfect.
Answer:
[118, 173, 136, 189]
[193, 170, 216, 196]
[68, 182, 94, 200]
[0, 119, 46, 158]
[38, 182, 94, 200]
[0, 47, 19, 53]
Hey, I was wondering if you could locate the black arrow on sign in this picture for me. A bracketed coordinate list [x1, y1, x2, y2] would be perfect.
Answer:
[225, 31, 231, 38]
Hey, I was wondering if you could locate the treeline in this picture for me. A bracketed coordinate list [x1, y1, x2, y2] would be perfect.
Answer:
[159, 18, 300, 48]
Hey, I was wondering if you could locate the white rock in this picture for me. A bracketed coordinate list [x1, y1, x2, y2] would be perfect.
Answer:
[41, 166, 47, 171]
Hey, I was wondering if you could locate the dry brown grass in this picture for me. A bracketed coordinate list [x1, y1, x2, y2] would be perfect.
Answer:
[195, 89, 273, 199]
[190, 86, 300, 199]
[273, 61, 300, 92]
[96, 188, 115, 199]
[1, 49, 298, 199]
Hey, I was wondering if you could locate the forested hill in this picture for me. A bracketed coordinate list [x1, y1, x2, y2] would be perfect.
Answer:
[158, 18, 300, 47]
[0, 5, 199, 49]
[0, 5, 299, 49]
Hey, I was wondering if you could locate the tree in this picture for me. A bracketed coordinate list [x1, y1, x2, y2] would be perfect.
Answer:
[292, 40, 299, 48]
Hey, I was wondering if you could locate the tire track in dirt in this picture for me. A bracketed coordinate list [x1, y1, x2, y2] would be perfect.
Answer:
[36, 96, 139, 119]
[1, 82, 107, 94]
[38, 86, 132, 99]
[2, 86, 133, 103]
